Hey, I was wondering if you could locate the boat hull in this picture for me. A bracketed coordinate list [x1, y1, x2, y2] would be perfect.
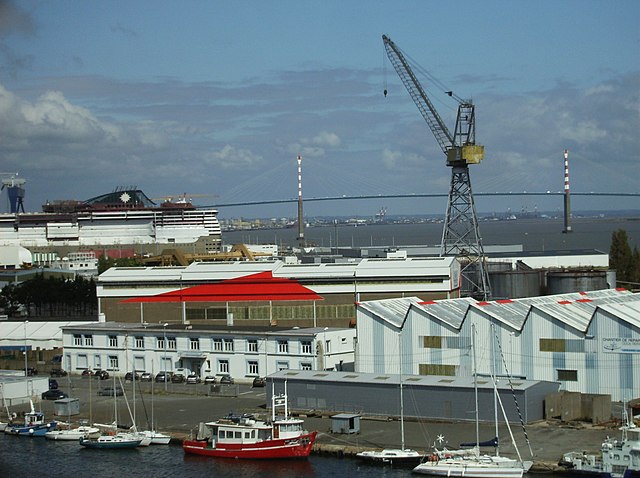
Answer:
[183, 430, 317, 459]
[357, 449, 424, 467]
[413, 460, 525, 477]
[5, 422, 57, 437]
[79, 436, 142, 449]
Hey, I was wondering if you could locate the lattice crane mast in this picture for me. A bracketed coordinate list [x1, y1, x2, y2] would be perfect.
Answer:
[382, 34, 491, 299]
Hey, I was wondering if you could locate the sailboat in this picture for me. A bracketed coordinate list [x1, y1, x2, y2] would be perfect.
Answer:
[46, 372, 100, 440]
[413, 323, 533, 477]
[357, 319, 424, 466]
[137, 365, 171, 445]
[81, 375, 146, 449]
[0, 383, 17, 431]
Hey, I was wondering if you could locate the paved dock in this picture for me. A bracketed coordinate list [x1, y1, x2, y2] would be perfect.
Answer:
[31, 376, 614, 472]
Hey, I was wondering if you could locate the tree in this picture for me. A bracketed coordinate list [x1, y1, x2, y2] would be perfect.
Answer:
[610, 229, 633, 283]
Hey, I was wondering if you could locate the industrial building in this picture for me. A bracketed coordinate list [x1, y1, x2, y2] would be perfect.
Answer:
[268, 369, 558, 424]
[95, 257, 462, 325]
[355, 289, 639, 402]
[60, 322, 356, 380]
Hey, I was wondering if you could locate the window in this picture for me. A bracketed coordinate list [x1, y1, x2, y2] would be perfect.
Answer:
[301, 340, 312, 354]
[167, 337, 176, 350]
[248, 360, 259, 375]
[108, 335, 118, 348]
[247, 339, 258, 353]
[300, 362, 312, 370]
[325, 339, 331, 354]
[557, 369, 578, 381]
[218, 359, 229, 373]
[278, 340, 289, 353]
[190, 338, 200, 350]
[85, 335, 93, 346]
[423, 336, 443, 349]
[108, 355, 119, 370]
[73, 334, 82, 346]
[276, 361, 289, 371]
[213, 339, 223, 351]
[223, 339, 234, 352]
[540, 338, 566, 352]
[419, 363, 456, 376]
[135, 336, 144, 349]
[77, 354, 88, 369]
[157, 337, 165, 349]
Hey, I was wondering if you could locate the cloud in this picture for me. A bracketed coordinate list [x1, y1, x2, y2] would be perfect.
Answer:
[0, 0, 36, 36]
[203, 144, 264, 170]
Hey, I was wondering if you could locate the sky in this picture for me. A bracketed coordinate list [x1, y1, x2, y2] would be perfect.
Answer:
[0, 0, 638, 220]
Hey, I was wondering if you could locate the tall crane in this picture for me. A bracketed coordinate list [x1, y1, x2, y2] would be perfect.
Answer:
[382, 34, 491, 299]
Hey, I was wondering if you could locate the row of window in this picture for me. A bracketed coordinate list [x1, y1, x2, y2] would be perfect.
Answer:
[74, 353, 312, 375]
[418, 362, 579, 382]
[72, 335, 326, 354]
[421, 336, 585, 354]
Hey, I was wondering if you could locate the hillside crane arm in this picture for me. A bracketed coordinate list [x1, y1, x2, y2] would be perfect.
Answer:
[382, 35, 484, 165]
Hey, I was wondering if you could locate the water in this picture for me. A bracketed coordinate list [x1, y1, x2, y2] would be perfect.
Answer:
[0, 433, 558, 477]
[223, 217, 640, 252]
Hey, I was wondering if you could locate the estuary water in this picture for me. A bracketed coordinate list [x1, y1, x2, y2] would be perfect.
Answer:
[0, 432, 558, 478]
[222, 217, 640, 253]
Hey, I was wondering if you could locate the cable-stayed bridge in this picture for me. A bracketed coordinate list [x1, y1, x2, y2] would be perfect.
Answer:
[207, 191, 639, 209]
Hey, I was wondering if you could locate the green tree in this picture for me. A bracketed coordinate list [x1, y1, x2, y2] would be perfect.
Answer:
[610, 229, 633, 283]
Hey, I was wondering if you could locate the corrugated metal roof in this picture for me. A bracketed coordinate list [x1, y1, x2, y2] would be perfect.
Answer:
[531, 292, 639, 332]
[412, 297, 477, 329]
[597, 299, 640, 329]
[471, 299, 532, 331]
[271, 369, 546, 390]
[357, 296, 422, 329]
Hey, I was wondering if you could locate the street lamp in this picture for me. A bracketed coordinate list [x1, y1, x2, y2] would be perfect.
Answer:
[163, 323, 168, 391]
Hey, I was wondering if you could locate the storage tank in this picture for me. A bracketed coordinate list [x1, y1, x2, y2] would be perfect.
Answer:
[489, 270, 541, 299]
[546, 270, 607, 295]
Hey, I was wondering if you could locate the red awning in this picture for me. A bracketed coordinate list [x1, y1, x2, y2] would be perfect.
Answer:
[121, 271, 323, 303]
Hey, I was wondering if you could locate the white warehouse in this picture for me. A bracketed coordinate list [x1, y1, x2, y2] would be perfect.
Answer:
[60, 322, 356, 380]
[356, 289, 639, 402]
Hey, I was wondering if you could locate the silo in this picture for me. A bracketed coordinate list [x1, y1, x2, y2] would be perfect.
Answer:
[489, 270, 541, 299]
[546, 270, 608, 295]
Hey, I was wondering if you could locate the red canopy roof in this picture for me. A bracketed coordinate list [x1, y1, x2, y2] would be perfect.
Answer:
[121, 271, 323, 303]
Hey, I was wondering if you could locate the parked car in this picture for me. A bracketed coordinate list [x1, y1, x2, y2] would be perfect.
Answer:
[98, 386, 124, 397]
[186, 374, 201, 384]
[48, 379, 59, 390]
[124, 371, 140, 381]
[139, 372, 153, 382]
[203, 375, 217, 384]
[93, 369, 109, 380]
[219, 374, 234, 384]
[81, 368, 94, 377]
[49, 369, 67, 377]
[171, 373, 185, 383]
[252, 376, 266, 388]
[42, 389, 67, 400]
[155, 371, 173, 383]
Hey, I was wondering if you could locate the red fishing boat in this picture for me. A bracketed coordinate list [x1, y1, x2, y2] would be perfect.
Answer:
[183, 383, 317, 459]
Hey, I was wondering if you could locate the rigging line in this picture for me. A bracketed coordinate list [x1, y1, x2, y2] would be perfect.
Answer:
[492, 326, 534, 458]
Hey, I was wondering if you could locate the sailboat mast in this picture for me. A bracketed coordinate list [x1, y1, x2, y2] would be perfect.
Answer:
[399, 327, 405, 451]
[472, 323, 480, 457]
[491, 323, 499, 456]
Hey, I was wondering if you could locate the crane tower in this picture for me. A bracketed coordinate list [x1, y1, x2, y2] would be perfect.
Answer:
[382, 35, 491, 299]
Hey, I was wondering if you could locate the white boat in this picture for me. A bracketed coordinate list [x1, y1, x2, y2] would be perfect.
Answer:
[560, 405, 640, 478]
[45, 423, 101, 441]
[0, 187, 221, 252]
[140, 429, 171, 445]
[357, 322, 424, 466]
[413, 324, 533, 477]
